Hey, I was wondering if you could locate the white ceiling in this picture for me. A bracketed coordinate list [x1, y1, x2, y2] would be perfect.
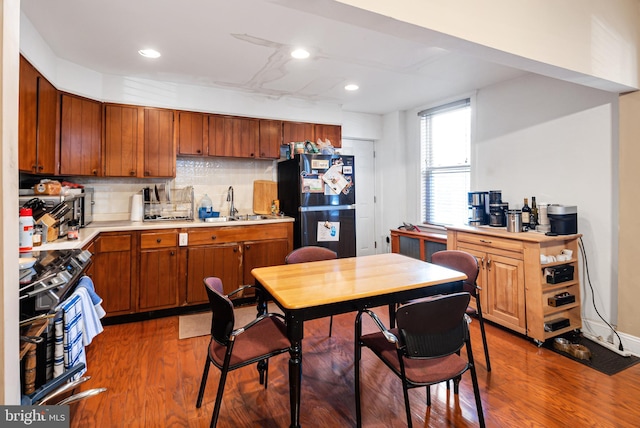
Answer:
[21, 0, 529, 115]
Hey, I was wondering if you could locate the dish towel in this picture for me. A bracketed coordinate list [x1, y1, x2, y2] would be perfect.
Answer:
[74, 287, 104, 346]
[54, 293, 86, 380]
[75, 275, 106, 319]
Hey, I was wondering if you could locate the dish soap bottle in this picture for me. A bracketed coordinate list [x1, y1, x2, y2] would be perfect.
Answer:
[199, 194, 213, 220]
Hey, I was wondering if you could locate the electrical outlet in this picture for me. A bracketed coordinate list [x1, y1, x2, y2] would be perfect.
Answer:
[179, 232, 188, 246]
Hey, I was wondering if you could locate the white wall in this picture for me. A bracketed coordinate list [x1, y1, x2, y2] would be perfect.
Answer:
[474, 74, 618, 335]
[386, 74, 619, 340]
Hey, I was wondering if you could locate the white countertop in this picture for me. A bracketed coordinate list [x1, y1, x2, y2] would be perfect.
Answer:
[35, 216, 294, 251]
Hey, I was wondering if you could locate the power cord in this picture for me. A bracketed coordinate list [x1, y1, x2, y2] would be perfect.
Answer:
[578, 236, 624, 351]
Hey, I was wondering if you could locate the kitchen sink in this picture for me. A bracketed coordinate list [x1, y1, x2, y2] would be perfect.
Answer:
[232, 214, 272, 221]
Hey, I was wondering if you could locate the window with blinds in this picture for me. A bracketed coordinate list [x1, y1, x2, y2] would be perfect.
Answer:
[419, 98, 471, 226]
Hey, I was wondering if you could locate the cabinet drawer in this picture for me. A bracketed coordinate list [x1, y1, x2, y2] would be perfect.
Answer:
[140, 231, 178, 249]
[97, 234, 131, 252]
[188, 224, 290, 246]
[456, 232, 523, 253]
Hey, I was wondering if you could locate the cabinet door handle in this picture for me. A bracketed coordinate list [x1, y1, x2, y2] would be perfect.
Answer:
[233, 247, 238, 252]
[245, 244, 250, 250]
[156, 238, 162, 243]
[480, 256, 485, 269]
[92, 169, 98, 175]
[486, 257, 491, 269]
[129, 170, 136, 176]
[480, 239, 492, 244]
[170, 251, 175, 256]
[211, 235, 217, 240]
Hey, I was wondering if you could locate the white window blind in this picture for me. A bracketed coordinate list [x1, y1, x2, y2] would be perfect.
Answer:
[419, 99, 471, 226]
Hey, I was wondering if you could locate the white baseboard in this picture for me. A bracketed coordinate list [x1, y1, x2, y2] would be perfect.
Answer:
[580, 318, 640, 357]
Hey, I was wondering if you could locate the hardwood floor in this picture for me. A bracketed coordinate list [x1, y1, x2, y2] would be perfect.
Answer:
[70, 308, 640, 427]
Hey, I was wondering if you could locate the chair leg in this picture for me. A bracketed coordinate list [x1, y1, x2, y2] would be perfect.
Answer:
[263, 360, 269, 389]
[258, 359, 268, 385]
[354, 314, 363, 428]
[196, 357, 211, 408]
[329, 315, 333, 337]
[475, 300, 491, 372]
[469, 364, 486, 428]
[401, 380, 413, 428]
[211, 362, 232, 428]
[426, 385, 431, 406]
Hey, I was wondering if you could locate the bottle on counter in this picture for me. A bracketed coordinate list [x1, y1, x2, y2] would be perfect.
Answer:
[19, 207, 34, 253]
[198, 194, 213, 220]
[32, 224, 43, 247]
[521, 198, 531, 226]
[530, 196, 538, 230]
[67, 220, 79, 240]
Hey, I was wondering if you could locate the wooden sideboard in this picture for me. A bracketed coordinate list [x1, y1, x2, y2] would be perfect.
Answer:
[447, 225, 582, 344]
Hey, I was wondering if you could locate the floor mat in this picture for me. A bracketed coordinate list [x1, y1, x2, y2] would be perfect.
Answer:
[543, 332, 640, 376]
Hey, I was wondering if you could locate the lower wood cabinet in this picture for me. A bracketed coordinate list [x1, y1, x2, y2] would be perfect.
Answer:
[87, 232, 135, 316]
[183, 223, 292, 304]
[447, 226, 582, 343]
[88, 222, 294, 317]
[186, 244, 240, 304]
[138, 230, 179, 311]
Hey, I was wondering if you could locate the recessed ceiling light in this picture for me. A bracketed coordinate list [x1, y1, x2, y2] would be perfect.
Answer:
[138, 49, 161, 59]
[291, 48, 310, 59]
[345, 84, 359, 91]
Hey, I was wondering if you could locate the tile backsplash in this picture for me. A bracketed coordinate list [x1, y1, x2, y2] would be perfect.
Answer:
[73, 157, 277, 221]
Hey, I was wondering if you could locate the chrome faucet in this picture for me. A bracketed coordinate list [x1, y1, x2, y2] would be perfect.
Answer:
[227, 186, 238, 217]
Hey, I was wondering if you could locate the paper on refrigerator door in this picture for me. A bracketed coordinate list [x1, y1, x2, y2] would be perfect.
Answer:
[322, 164, 349, 194]
[317, 221, 340, 242]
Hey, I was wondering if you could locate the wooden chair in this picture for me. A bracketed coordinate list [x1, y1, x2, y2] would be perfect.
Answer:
[355, 292, 485, 428]
[285, 246, 338, 336]
[195, 277, 291, 427]
[432, 249, 491, 371]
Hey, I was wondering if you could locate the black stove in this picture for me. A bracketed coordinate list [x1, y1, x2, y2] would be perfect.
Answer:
[19, 249, 93, 319]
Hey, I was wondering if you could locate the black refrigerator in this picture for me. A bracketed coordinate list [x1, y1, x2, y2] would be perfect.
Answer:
[278, 154, 356, 258]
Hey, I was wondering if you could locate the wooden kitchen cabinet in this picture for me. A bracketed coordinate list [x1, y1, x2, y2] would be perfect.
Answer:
[59, 93, 102, 176]
[447, 226, 582, 344]
[184, 222, 293, 303]
[104, 104, 143, 177]
[144, 108, 176, 177]
[138, 230, 180, 311]
[314, 123, 342, 148]
[18, 56, 59, 175]
[186, 244, 241, 304]
[177, 110, 208, 156]
[89, 232, 135, 316]
[242, 238, 290, 293]
[258, 119, 283, 159]
[283, 121, 315, 144]
[208, 115, 259, 158]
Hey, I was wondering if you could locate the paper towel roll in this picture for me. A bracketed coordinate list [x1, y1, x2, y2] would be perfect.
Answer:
[130, 194, 143, 221]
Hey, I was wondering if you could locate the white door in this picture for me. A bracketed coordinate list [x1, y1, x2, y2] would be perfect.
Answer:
[340, 139, 376, 256]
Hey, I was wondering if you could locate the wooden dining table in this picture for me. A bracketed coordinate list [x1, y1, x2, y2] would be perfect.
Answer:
[251, 252, 466, 428]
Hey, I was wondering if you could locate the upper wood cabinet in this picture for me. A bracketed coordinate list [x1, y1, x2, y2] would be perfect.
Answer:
[258, 119, 283, 159]
[19, 56, 59, 174]
[144, 108, 176, 177]
[283, 121, 315, 145]
[177, 110, 208, 156]
[59, 93, 102, 176]
[314, 124, 342, 148]
[208, 115, 258, 158]
[104, 104, 143, 177]
[283, 121, 342, 148]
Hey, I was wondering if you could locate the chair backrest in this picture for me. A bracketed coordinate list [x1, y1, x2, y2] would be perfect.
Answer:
[285, 246, 337, 264]
[203, 277, 235, 344]
[431, 250, 479, 295]
[395, 292, 471, 359]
